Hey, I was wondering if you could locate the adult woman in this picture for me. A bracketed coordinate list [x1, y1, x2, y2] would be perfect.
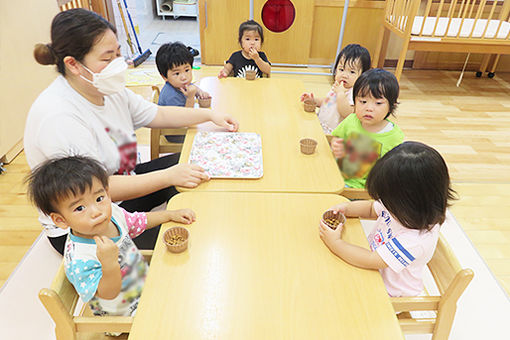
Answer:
[25, 8, 238, 254]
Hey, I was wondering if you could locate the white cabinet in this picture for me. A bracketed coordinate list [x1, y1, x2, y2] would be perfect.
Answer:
[156, 0, 197, 19]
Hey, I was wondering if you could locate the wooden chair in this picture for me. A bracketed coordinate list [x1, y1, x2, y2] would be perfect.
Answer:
[39, 250, 153, 340]
[391, 234, 474, 339]
[373, 0, 510, 81]
[149, 85, 187, 160]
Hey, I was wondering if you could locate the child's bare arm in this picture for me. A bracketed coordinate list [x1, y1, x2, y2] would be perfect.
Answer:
[333, 81, 354, 119]
[180, 84, 197, 107]
[94, 236, 122, 299]
[218, 63, 233, 78]
[146, 209, 196, 228]
[318, 222, 387, 270]
[328, 200, 376, 219]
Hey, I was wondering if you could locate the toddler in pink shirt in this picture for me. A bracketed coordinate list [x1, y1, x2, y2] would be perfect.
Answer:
[319, 141, 457, 296]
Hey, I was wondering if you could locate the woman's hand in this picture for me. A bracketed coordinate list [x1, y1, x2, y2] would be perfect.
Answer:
[165, 163, 210, 188]
[210, 110, 239, 132]
[330, 137, 345, 159]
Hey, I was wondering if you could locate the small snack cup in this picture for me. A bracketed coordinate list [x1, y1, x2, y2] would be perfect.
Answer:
[163, 226, 189, 253]
[198, 96, 212, 108]
[303, 99, 316, 112]
[300, 138, 317, 155]
[245, 70, 257, 80]
[321, 210, 346, 230]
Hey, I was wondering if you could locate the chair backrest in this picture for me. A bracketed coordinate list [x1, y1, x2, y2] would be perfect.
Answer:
[39, 251, 152, 340]
[149, 86, 186, 160]
[391, 234, 474, 340]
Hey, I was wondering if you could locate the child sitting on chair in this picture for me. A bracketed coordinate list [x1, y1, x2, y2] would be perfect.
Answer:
[27, 156, 195, 317]
[218, 20, 271, 79]
[156, 42, 211, 143]
[301, 44, 371, 134]
[156, 42, 210, 108]
[319, 141, 457, 297]
[330, 68, 404, 188]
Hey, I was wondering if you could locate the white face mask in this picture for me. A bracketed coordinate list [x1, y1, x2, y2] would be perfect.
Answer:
[80, 57, 127, 95]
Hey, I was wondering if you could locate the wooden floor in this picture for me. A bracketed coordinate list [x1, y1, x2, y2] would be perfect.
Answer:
[1, 66, 509, 295]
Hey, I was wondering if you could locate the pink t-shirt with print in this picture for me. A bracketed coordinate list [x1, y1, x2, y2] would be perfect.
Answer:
[368, 201, 440, 297]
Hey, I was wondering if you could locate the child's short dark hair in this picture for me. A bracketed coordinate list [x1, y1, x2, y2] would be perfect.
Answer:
[333, 44, 371, 81]
[353, 68, 399, 118]
[156, 42, 194, 77]
[366, 141, 457, 231]
[238, 20, 264, 44]
[26, 156, 109, 216]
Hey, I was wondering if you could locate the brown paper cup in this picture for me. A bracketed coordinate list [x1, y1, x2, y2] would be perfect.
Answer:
[163, 227, 189, 253]
[303, 99, 316, 112]
[300, 138, 317, 155]
[321, 210, 346, 230]
[198, 97, 211, 108]
[245, 70, 257, 80]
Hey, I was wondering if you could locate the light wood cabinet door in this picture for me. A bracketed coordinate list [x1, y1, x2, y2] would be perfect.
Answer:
[198, 0, 250, 65]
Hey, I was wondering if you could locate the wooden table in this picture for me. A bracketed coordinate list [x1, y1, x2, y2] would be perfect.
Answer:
[128, 192, 404, 340]
[177, 77, 344, 193]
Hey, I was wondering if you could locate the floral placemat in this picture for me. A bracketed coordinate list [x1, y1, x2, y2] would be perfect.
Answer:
[189, 132, 263, 178]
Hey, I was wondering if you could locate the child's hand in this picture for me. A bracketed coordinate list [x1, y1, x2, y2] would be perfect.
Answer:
[198, 90, 211, 100]
[248, 47, 260, 60]
[332, 80, 347, 96]
[168, 209, 196, 224]
[94, 236, 119, 269]
[319, 218, 343, 250]
[180, 84, 197, 98]
[328, 203, 348, 216]
[218, 68, 229, 79]
[330, 137, 345, 159]
[300, 92, 315, 103]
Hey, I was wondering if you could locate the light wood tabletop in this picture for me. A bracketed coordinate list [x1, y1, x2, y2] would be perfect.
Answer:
[128, 192, 404, 340]
[176, 77, 345, 193]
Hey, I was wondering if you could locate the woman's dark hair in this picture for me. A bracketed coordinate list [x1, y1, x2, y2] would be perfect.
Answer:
[353, 68, 399, 118]
[26, 155, 109, 216]
[333, 44, 371, 81]
[238, 20, 264, 45]
[33, 8, 116, 76]
[366, 141, 457, 231]
[156, 42, 194, 77]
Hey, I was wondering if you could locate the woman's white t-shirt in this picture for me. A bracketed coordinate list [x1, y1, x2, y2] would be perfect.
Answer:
[24, 76, 158, 237]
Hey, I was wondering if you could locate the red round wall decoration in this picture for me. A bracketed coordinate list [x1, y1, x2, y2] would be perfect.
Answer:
[261, 0, 296, 33]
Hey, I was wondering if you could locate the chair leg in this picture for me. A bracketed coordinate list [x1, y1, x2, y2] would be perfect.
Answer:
[478, 54, 491, 77]
[394, 38, 410, 82]
[488, 54, 501, 78]
[150, 128, 161, 160]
